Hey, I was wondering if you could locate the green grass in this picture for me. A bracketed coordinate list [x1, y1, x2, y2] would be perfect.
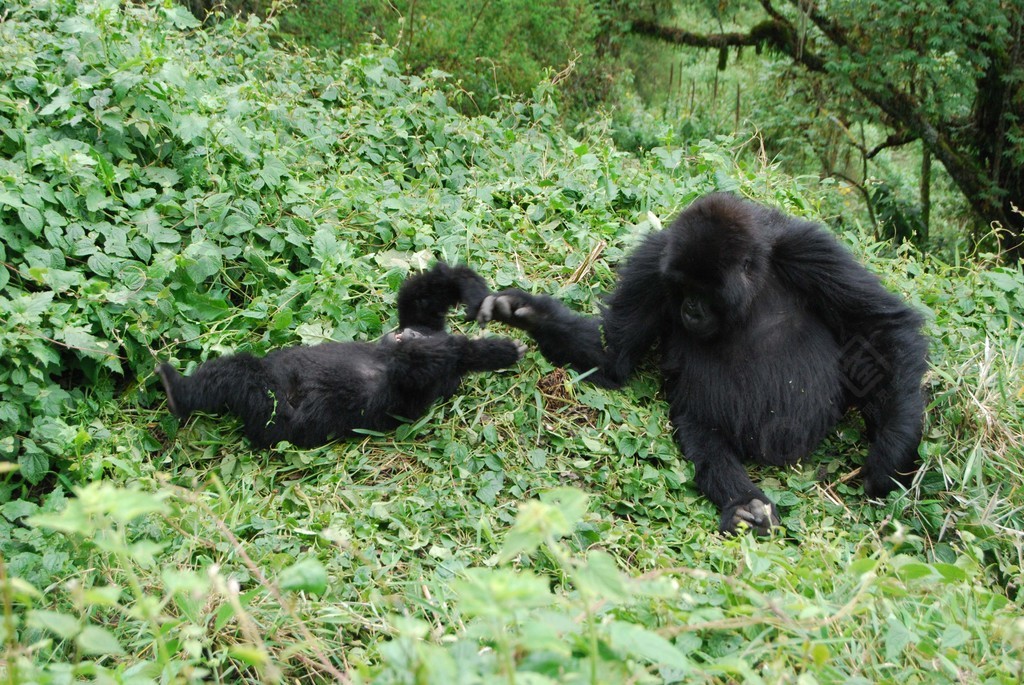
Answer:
[0, 1, 1022, 683]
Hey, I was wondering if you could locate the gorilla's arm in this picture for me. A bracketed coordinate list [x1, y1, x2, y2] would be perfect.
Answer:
[772, 217, 928, 497]
[476, 290, 612, 383]
[600, 231, 672, 383]
[479, 233, 671, 387]
[674, 415, 780, 535]
[771, 218, 922, 331]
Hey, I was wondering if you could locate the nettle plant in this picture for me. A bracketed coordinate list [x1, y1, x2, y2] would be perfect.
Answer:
[0, 2, 560, 484]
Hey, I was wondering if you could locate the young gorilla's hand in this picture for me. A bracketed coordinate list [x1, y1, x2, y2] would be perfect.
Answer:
[476, 336, 528, 362]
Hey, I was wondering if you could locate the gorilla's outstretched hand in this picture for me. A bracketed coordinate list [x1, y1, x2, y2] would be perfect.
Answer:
[722, 498, 780, 536]
[477, 290, 541, 329]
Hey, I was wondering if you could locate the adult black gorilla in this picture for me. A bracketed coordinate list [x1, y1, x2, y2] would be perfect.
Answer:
[479, 193, 928, 534]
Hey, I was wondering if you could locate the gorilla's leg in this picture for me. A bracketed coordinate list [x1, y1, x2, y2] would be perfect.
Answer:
[397, 263, 490, 332]
[477, 289, 612, 385]
[154, 358, 280, 427]
[674, 417, 780, 535]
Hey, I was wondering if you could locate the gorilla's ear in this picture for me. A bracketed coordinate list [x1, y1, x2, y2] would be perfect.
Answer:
[658, 234, 684, 282]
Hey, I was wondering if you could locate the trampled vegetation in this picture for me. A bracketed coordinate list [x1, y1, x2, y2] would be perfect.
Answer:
[1, 2, 1022, 683]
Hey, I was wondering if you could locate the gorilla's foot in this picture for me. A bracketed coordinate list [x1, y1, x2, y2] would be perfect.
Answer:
[156, 363, 186, 419]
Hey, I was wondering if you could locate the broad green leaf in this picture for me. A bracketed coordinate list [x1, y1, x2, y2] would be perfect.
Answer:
[18, 206, 43, 236]
[227, 643, 268, 663]
[19, 448, 49, 485]
[187, 293, 231, 321]
[28, 610, 80, 639]
[608, 621, 690, 670]
[228, 645, 269, 668]
[894, 562, 934, 581]
[77, 626, 126, 656]
[849, 557, 878, 576]
[82, 585, 123, 607]
[540, 487, 589, 529]
[279, 558, 328, 596]
[932, 563, 969, 583]
[11, 292, 54, 319]
[475, 470, 503, 505]
[57, 325, 114, 359]
[575, 550, 630, 601]
[884, 616, 916, 662]
[454, 568, 553, 618]
[162, 5, 201, 27]
[1, 499, 39, 521]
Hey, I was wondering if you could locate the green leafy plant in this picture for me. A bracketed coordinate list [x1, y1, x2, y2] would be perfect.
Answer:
[0, 1, 1021, 683]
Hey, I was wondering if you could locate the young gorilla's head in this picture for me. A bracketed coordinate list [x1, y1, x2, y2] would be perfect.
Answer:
[659, 193, 770, 339]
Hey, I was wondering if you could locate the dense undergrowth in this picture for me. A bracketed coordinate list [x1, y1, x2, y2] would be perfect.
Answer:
[1, 2, 1022, 683]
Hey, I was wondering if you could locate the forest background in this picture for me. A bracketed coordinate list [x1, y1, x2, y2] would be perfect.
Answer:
[1, 0, 1022, 682]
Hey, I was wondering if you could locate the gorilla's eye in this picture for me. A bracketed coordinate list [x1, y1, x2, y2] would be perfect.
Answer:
[743, 258, 755, 273]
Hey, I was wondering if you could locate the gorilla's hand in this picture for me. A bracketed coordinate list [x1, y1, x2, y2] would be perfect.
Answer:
[721, 497, 780, 536]
[476, 289, 541, 329]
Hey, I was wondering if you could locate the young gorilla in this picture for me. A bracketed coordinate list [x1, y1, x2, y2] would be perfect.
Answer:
[479, 193, 928, 534]
[158, 263, 525, 448]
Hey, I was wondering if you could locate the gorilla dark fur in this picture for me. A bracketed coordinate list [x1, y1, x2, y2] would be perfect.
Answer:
[479, 193, 928, 534]
[158, 263, 525, 448]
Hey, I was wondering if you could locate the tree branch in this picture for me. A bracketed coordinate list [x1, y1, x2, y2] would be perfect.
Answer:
[630, 16, 827, 71]
[866, 131, 918, 159]
[630, 19, 768, 50]
[790, 1, 1003, 230]
[629, 3, 1022, 257]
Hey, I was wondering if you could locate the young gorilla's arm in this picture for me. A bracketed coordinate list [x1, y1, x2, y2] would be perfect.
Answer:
[771, 216, 928, 497]
[673, 415, 780, 535]
[478, 233, 671, 388]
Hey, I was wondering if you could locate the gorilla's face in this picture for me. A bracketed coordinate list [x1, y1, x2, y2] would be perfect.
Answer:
[660, 201, 768, 340]
[382, 327, 428, 345]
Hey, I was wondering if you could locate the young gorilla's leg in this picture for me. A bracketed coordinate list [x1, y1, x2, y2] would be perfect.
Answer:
[476, 289, 612, 385]
[397, 262, 490, 332]
[386, 334, 524, 383]
[157, 355, 288, 446]
[374, 334, 523, 425]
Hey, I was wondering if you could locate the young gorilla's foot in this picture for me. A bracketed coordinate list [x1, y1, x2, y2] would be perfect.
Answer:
[720, 497, 779, 536]
[155, 363, 187, 419]
[465, 336, 528, 370]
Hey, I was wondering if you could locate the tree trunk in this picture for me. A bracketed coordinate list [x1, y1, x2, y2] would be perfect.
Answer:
[630, 12, 1023, 260]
